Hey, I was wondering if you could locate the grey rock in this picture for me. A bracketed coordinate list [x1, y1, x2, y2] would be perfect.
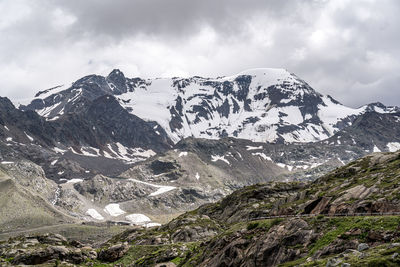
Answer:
[326, 258, 342, 267]
[357, 243, 369, 252]
[98, 242, 130, 262]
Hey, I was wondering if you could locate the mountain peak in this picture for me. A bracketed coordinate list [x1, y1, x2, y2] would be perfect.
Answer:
[107, 69, 125, 79]
[106, 69, 127, 94]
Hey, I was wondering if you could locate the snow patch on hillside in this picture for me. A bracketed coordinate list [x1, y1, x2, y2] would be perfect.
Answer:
[104, 204, 126, 217]
[86, 209, 104, 220]
[387, 142, 400, 152]
[128, 178, 176, 197]
[211, 155, 230, 165]
[125, 214, 151, 225]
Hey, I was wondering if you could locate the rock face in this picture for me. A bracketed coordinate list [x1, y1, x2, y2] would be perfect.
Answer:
[0, 233, 97, 265]
[98, 242, 129, 262]
[199, 218, 315, 267]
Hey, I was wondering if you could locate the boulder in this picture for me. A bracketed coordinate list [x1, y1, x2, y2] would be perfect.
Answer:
[98, 242, 130, 262]
[357, 243, 369, 252]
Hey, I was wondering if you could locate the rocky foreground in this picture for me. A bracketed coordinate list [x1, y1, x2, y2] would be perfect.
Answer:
[1, 150, 400, 266]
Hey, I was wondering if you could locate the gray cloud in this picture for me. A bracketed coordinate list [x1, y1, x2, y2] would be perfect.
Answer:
[0, 0, 399, 108]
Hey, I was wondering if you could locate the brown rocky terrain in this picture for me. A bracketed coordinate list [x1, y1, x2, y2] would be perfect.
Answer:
[1, 150, 400, 266]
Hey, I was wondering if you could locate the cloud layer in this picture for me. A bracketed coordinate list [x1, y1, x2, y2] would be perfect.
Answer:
[1, 0, 399, 107]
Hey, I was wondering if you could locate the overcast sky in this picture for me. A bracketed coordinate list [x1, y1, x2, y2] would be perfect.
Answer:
[0, 0, 399, 107]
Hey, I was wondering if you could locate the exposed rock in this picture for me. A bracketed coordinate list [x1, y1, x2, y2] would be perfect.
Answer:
[357, 243, 369, 252]
[98, 242, 130, 262]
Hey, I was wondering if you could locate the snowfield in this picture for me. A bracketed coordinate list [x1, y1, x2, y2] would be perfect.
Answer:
[387, 142, 400, 152]
[86, 209, 104, 220]
[104, 204, 126, 217]
[125, 214, 151, 225]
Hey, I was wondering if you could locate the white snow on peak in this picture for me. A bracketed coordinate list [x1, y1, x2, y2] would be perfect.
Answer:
[104, 204, 126, 217]
[86, 209, 104, 220]
[28, 68, 399, 145]
[224, 68, 291, 82]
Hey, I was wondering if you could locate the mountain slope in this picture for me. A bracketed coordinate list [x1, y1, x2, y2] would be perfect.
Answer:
[0, 161, 74, 233]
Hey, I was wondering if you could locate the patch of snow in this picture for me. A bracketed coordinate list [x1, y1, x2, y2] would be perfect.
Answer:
[195, 172, 200, 180]
[1, 161, 14, 164]
[4, 126, 9, 131]
[24, 132, 34, 142]
[211, 155, 230, 165]
[86, 209, 104, 220]
[252, 152, 272, 161]
[125, 214, 151, 225]
[6, 137, 12, 142]
[178, 151, 188, 157]
[57, 171, 64, 175]
[50, 159, 58, 166]
[246, 145, 263, 151]
[276, 162, 293, 171]
[145, 222, 161, 228]
[149, 186, 176, 197]
[66, 178, 83, 184]
[104, 204, 126, 217]
[51, 187, 60, 205]
[387, 142, 400, 152]
[128, 178, 177, 197]
[53, 147, 67, 154]
[372, 145, 381, 152]
[296, 165, 309, 170]
[310, 162, 324, 168]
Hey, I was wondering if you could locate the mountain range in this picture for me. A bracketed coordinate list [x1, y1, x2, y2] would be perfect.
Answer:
[0, 68, 399, 232]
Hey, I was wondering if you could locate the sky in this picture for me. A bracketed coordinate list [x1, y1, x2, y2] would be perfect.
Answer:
[0, 0, 399, 107]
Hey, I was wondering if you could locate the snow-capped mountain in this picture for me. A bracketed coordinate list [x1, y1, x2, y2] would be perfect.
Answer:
[1, 68, 400, 228]
[21, 68, 399, 144]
